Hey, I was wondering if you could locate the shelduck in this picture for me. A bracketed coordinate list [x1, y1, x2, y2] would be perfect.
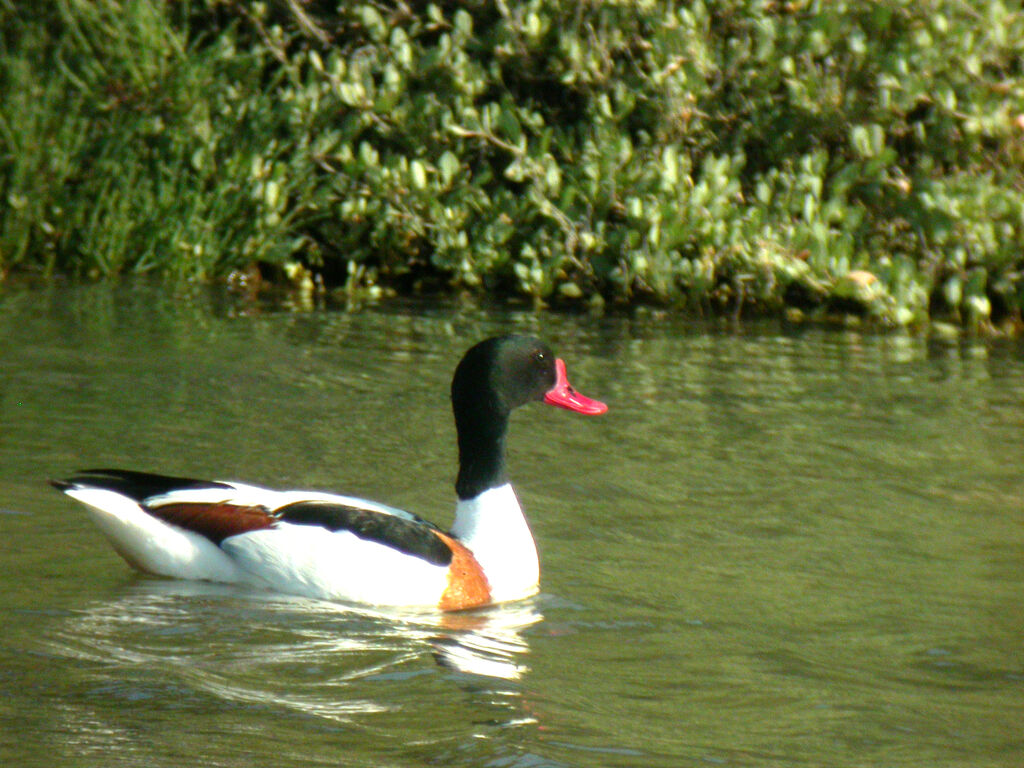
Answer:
[52, 335, 606, 611]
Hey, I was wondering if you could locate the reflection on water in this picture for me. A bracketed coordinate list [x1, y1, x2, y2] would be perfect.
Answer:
[48, 580, 542, 723]
[20, 578, 549, 768]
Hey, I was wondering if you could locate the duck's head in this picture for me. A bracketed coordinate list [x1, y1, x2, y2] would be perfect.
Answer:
[450, 334, 606, 499]
[451, 335, 607, 419]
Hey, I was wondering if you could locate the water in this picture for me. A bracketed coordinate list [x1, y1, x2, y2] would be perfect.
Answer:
[1, 281, 1021, 767]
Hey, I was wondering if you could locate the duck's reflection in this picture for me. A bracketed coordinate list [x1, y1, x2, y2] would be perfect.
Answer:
[430, 602, 541, 680]
[49, 579, 543, 725]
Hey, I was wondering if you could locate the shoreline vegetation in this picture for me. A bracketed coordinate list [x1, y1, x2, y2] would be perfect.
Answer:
[2, 1, 1024, 330]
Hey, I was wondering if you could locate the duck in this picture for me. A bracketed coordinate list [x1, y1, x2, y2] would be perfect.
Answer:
[51, 335, 607, 611]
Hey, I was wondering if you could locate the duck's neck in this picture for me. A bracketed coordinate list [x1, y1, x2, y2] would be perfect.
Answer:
[454, 401, 510, 501]
[451, 387, 539, 602]
[451, 483, 539, 604]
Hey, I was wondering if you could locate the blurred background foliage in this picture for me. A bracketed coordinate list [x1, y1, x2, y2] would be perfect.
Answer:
[2, 0, 1023, 326]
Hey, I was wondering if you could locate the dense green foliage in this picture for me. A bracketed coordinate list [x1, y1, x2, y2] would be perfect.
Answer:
[2, 1, 1024, 324]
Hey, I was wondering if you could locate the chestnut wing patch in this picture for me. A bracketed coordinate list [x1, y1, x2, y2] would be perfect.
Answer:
[276, 501, 453, 567]
[148, 503, 275, 545]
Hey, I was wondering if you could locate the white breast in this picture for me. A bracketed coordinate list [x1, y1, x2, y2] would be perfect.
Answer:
[450, 483, 539, 604]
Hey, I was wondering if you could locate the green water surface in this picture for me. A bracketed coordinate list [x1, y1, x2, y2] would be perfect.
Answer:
[0, 283, 1021, 767]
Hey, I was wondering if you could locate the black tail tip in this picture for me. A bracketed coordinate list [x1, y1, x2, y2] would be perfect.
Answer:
[49, 478, 75, 493]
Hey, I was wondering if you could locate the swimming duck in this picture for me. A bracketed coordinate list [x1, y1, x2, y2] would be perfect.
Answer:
[52, 335, 606, 611]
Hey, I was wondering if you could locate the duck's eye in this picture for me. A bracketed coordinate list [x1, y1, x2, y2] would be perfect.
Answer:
[534, 351, 547, 365]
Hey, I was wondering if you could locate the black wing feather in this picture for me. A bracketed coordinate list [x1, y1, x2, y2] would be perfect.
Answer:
[277, 501, 453, 567]
[54, 469, 231, 502]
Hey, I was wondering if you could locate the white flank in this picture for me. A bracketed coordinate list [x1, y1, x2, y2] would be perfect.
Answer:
[450, 483, 539, 604]
[64, 488, 245, 583]
[221, 523, 450, 606]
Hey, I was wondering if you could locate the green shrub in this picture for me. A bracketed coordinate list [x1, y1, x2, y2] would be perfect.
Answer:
[2, 0, 1023, 325]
